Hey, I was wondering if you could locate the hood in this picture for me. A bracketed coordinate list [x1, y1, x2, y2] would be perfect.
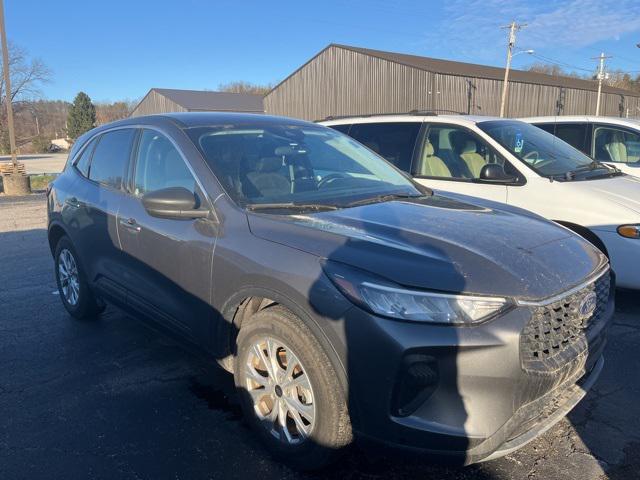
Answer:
[247, 195, 605, 300]
[570, 174, 640, 215]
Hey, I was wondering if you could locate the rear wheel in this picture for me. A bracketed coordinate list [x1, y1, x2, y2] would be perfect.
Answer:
[54, 236, 104, 320]
[234, 305, 352, 470]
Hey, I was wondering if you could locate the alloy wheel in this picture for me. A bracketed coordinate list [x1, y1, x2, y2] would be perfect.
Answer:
[58, 248, 80, 306]
[244, 337, 316, 445]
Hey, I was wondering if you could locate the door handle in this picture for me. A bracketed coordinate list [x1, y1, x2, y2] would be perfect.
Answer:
[119, 217, 141, 233]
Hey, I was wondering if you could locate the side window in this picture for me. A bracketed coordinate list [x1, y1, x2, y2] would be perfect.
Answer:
[133, 129, 198, 198]
[554, 123, 588, 153]
[415, 125, 513, 180]
[74, 137, 98, 177]
[329, 124, 351, 134]
[593, 126, 640, 164]
[88, 129, 136, 188]
[347, 122, 421, 172]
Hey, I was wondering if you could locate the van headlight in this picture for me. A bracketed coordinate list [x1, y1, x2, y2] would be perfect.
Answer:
[324, 261, 512, 324]
[617, 224, 640, 239]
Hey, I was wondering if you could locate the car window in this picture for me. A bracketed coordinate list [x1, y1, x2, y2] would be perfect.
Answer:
[593, 126, 640, 164]
[74, 137, 98, 177]
[479, 120, 594, 177]
[347, 122, 420, 171]
[414, 124, 513, 180]
[534, 123, 556, 135]
[187, 123, 420, 207]
[329, 124, 351, 134]
[133, 129, 198, 197]
[88, 129, 136, 189]
[554, 124, 589, 153]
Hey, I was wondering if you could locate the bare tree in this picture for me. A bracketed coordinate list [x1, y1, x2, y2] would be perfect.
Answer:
[0, 42, 51, 108]
[0, 42, 51, 152]
[217, 80, 273, 95]
[526, 62, 585, 79]
[95, 100, 137, 125]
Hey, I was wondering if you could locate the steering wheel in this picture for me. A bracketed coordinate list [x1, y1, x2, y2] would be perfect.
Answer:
[318, 173, 349, 189]
[523, 150, 543, 165]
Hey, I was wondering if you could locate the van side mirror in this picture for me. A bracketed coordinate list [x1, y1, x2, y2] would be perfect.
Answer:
[479, 164, 517, 183]
[142, 187, 210, 219]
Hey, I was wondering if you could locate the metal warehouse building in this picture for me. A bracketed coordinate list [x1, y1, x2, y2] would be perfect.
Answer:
[265, 44, 640, 121]
[131, 88, 264, 117]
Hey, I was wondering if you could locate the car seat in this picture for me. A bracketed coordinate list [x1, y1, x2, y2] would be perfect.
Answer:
[418, 141, 451, 177]
[243, 156, 291, 198]
[450, 131, 486, 178]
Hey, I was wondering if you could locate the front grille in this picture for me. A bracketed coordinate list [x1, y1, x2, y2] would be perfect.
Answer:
[520, 270, 610, 373]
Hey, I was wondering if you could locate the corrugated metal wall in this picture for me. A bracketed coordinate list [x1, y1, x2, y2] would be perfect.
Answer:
[130, 90, 187, 117]
[265, 46, 640, 120]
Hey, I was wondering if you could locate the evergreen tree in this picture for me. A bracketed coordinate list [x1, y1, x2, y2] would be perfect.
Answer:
[67, 92, 96, 140]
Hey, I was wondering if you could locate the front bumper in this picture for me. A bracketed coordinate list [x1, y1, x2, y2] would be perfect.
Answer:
[340, 272, 614, 464]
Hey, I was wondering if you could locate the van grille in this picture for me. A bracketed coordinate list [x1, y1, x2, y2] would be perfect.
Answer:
[520, 270, 610, 373]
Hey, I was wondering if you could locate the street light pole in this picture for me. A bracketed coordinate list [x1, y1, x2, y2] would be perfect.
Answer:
[0, 0, 17, 168]
[499, 21, 527, 118]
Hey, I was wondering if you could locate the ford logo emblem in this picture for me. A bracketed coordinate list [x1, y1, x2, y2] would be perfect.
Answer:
[579, 292, 597, 319]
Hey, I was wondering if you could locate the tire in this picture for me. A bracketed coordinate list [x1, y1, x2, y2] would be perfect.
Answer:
[54, 236, 104, 320]
[234, 305, 352, 470]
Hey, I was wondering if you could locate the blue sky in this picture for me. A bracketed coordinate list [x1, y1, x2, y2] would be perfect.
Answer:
[8, 0, 640, 102]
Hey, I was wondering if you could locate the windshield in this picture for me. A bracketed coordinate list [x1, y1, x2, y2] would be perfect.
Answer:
[478, 120, 597, 177]
[186, 123, 423, 209]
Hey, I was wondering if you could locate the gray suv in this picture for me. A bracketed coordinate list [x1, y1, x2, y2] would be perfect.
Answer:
[47, 113, 613, 469]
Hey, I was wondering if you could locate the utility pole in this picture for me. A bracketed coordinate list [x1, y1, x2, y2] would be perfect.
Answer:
[499, 21, 526, 118]
[0, 0, 16, 168]
[593, 52, 612, 116]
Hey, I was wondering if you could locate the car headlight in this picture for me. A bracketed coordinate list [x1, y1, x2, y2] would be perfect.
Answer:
[324, 261, 512, 324]
[617, 224, 640, 239]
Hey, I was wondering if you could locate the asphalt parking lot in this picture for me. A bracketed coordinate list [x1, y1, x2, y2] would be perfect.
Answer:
[1, 193, 639, 480]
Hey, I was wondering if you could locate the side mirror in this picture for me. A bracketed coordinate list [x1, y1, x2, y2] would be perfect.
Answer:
[479, 164, 517, 183]
[141, 187, 210, 219]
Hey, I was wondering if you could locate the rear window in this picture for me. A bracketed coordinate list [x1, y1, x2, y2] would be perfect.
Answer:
[88, 129, 136, 189]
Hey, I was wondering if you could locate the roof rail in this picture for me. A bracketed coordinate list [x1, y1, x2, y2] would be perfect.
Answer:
[317, 109, 466, 122]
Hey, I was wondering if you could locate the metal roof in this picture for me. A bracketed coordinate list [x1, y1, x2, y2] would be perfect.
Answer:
[147, 88, 264, 112]
[318, 44, 638, 97]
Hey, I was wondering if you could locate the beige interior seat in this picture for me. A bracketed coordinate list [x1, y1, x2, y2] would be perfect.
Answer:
[419, 141, 451, 177]
[457, 140, 486, 178]
[605, 131, 628, 163]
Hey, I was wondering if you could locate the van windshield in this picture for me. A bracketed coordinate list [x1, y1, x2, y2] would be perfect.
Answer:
[478, 120, 609, 178]
[186, 123, 424, 209]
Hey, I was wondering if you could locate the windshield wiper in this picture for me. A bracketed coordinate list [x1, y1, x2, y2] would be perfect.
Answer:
[245, 202, 339, 212]
[343, 193, 425, 208]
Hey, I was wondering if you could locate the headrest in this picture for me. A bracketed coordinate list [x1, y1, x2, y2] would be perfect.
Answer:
[461, 140, 476, 154]
[610, 131, 625, 144]
[255, 156, 282, 173]
[424, 141, 434, 156]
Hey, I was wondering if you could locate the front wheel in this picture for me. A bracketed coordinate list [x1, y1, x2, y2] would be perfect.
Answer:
[54, 236, 104, 320]
[234, 306, 352, 470]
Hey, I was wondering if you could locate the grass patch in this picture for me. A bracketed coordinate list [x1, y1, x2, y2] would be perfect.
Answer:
[29, 174, 57, 191]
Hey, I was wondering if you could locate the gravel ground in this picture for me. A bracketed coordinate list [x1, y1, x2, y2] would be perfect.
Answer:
[1, 194, 639, 480]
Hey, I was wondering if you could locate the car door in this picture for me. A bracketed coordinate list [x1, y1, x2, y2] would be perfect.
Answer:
[411, 123, 514, 203]
[66, 128, 137, 305]
[117, 128, 218, 343]
[591, 124, 640, 176]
